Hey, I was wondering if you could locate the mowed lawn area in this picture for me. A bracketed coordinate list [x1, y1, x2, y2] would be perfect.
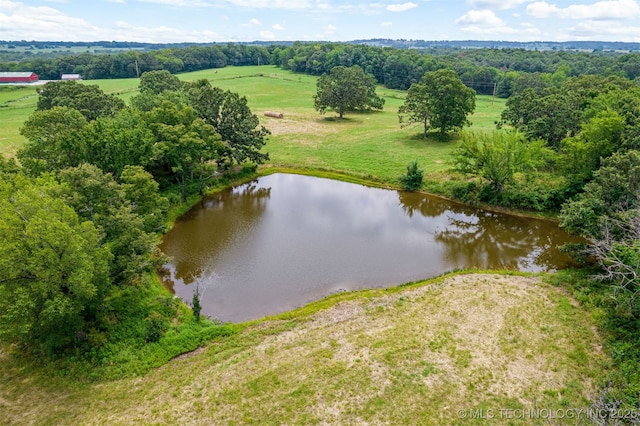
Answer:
[0, 65, 506, 185]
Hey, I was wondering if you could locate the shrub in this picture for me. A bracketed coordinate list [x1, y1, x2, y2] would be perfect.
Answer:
[400, 161, 424, 191]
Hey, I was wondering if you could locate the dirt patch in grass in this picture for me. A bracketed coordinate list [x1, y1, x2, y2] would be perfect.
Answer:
[0, 273, 607, 425]
[264, 114, 337, 134]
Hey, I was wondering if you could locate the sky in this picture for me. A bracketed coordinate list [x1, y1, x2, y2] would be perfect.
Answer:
[1, 0, 640, 44]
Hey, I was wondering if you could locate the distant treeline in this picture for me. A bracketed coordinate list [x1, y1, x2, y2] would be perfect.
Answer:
[1, 41, 639, 97]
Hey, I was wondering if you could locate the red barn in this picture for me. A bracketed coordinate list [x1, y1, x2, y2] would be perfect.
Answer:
[0, 72, 39, 83]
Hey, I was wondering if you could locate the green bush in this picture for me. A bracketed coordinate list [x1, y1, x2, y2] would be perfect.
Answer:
[145, 312, 168, 343]
[399, 161, 424, 191]
[450, 181, 479, 202]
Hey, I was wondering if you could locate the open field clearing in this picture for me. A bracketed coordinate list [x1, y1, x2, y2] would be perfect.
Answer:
[0, 66, 506, 185]
[0, 273, 605, 425]
[0, 85, 39, 156]
[0, 65, 612, 425]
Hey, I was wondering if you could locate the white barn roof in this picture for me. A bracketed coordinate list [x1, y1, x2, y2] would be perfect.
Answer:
[0, 72, 36, 77]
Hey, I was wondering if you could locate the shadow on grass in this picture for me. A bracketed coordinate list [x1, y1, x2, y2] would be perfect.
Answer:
[400, 131, 461, 147]
[320, 109, 385, 122]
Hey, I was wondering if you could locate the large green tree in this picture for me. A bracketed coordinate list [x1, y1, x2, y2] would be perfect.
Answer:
[560, 150, 640, 315]
[560, 109, 625, 184]
[18, 106, 88, 175]
[143, 97, 226, 202]
[313, 65, 384, 119]
[37, 80, 125, 121]
[185, 79, 268, 167]
[399, 69, 476, 138]
[82, 108, 156, 177]
[451, 130, 551, 193]
[500, 75, 635, 147]
[138, 69, 183, 94]
[58, 164, 159, 283]
[120, 165, 169, 233]
[0, 175, 111, 354]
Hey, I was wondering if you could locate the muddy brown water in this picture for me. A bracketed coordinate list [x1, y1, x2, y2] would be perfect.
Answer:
[159, 173, 583, 322]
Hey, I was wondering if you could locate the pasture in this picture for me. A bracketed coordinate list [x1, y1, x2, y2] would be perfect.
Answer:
[0, 65, 506, 185]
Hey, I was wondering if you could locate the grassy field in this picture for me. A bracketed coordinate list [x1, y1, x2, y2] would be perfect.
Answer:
[0, 273, 606, 425]
[180, 66, 506, 183]
[0, 66, 506, 186]
[0, 85, 39, 156]
[0, 67, 608, 424]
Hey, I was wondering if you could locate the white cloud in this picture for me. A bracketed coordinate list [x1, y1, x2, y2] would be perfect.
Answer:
[314, 24, 336, 39]
[456, 8, 541, 38]
[527, 0, 640, 19]
[455, 9, 505, 26]
[272, 23, 285, 30]
[334, 2, 386, 16]
[386, 2, 418, 12]
[219, 0, 312, 9]
[458, 25, 519, 35]
[564, 19, 640, 40]
[137, 0, 212, 6]
[381, 21, 393, 26]
[249, 18, 262, 25]
[0, 1, 101, 41]
[0, 1, 222, 42]
[526, 2, 557, 17]
[259, 30, 275, 39]
[468, 0, 533, 9]
[114, 20, 222, 42]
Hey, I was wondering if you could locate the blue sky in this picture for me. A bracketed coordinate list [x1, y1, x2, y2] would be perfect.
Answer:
[1, 0, 640, 43]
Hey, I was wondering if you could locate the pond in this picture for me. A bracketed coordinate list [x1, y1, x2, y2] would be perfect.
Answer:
[159, 173, 582, 323]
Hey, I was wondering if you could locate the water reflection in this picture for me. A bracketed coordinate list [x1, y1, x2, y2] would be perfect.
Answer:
[159, 173, 582, 322]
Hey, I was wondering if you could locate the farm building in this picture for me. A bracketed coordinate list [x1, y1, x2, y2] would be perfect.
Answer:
[61, 74, 82, 80]
[0, 72, 39, 83]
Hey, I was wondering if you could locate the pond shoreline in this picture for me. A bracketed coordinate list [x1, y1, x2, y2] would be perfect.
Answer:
[159, 170, 581, 322]
[164, 165, 562, 233]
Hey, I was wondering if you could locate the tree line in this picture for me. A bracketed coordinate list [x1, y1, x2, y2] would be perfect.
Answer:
[0, 71, 268, 356]
[2, 42, 640, 95]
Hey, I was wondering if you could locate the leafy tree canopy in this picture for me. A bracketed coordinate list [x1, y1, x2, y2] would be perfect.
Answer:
[36, 80, 125, 121]
[500, 75, 635, 147]
[18, 106, 88, 176]
[399, 68, 476, 138]
[560, 150, 640, 316]
[139, 69, 183, 94]
[451, 130, 552, 193]
[58, 164, 159, 284]
[561, 150, 640, 239]
[185, 79, 269, 166]
[0, 175, 111, 354]
[83, 107, 156, 177]
[313, 65, 385, 119]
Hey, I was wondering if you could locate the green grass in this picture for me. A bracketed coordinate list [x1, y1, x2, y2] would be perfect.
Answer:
[175, 66, 505, 184]
[0, 65, 506, 187]
[0, 66, 612, 424]
[0, 272, 607, 425]
[0, 86, 39, 156]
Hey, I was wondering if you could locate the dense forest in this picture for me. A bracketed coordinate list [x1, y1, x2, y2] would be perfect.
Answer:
[2, 41, 640, 414]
